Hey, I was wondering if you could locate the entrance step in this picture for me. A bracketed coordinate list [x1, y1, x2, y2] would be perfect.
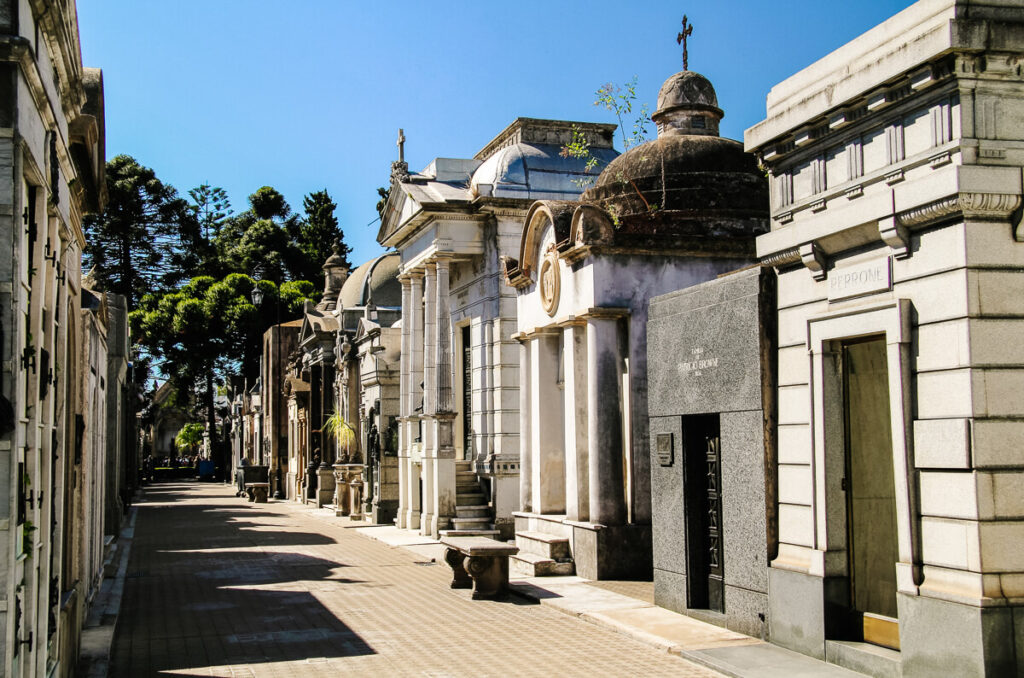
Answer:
[510, 551, 575, 577]
[455, 504, 490, 519]
[825, 640, 901, 678]
[439, 528, 500, 538]
[451, 516, 491, 529]
[455, 460, 473, 471]
[515, 531, 572, 561]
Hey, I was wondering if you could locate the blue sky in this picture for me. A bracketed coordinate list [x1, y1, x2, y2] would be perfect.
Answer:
[78, 1, 910, 266]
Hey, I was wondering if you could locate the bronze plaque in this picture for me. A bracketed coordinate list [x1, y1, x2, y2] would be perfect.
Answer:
[656, 433, 674, 466]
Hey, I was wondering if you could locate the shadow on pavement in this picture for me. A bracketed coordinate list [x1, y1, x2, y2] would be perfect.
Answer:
[110, 484, 376, 674]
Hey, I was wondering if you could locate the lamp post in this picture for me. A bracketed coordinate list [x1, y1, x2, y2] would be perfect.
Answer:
[251, 282, 285, 499]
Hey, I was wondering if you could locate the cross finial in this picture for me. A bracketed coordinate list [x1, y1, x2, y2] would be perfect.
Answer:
[677, 15, 693, 71]
[397, 128, 406, 163]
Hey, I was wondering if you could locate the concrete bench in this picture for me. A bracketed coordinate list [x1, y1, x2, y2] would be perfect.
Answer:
[244, 482, 270, 503]
[440, 536, 519, 600]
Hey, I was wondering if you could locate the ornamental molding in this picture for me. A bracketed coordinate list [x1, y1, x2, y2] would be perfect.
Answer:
[759, 247, 801, 268]
[539, 249, 560, 317]
[896, 192, 1021, 228]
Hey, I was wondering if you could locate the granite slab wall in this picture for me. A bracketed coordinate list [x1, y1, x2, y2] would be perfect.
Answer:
[648, 266, 776, 637]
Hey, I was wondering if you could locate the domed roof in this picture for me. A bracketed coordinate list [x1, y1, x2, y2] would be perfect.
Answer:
[582, 134, 766, 222]
[338, 252, 401, 310]
[470, 141, 618, 200]
[581, 70, 766, 228]
[653, 70, 722, 121]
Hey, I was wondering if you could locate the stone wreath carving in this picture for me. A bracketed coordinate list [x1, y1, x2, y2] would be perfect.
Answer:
[539, 249, 560, 316]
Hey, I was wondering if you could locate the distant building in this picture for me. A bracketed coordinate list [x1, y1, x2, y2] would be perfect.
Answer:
[378, 118, 618, 540]
[746, 1, 1024, 675]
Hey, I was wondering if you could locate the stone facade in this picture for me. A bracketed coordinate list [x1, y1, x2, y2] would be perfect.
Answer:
[505, 74, 766, 580]
[378, 118, 618, 540]
[746, 2, 1024, 675]
[259, 320, 300, 498]
[648, 267, 776, 637]
[0, 0, 112, 673]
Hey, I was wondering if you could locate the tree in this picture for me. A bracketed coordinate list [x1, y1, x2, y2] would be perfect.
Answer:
[130, 273, 318, 442]
[82, 154, 196, 309]
[174, 422, 205, 455]
[248, 186, 291, 221]
[295, 189, 351, 283]
[188, 184, 232, 240]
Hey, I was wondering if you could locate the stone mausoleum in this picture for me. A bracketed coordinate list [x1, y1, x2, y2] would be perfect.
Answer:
[377, 118, 618, 540]
[746, 1, 1024, 675]
[505, 69, 768, 579]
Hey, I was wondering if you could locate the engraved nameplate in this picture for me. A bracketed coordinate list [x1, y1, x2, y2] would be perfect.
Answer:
[828, 257, 892, 302]
[656, 433, 674, 467]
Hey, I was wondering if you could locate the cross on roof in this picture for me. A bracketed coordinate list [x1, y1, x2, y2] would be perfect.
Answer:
[677, 15, 693, 71]
[397, 128, 406, 163]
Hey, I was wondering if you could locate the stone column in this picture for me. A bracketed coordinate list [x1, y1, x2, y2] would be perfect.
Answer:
[406, 272, 424, 530]
[586, 315, 626, 525]
[518, 337, 532, 512]
[562, 321, 589, 522]
[396, 276, 412, 527]
[531, 332, 565, 514]
[431, 257, 457, 536]
[420, 264, 437, 535]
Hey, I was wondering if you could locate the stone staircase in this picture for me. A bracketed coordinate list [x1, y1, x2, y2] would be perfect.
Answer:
[510, 530, 575, 577]
[439, 460, 498, 538]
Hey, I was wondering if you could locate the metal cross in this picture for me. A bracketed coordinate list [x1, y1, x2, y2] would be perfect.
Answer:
[397, 128, 406, 163]
[677, 15, 693, 70]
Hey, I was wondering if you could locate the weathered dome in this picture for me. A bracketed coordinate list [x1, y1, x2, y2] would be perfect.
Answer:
[581, 71, 766, 232]
[655, 71, 721, 117]
[338, 253, 401, 310]
[582, 135, 766, 224]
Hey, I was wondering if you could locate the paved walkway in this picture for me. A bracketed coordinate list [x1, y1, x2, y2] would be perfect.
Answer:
[110, 482, 725, 677]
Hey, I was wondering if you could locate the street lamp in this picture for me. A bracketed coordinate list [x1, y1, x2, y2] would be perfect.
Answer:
[251, 281, 284, 499]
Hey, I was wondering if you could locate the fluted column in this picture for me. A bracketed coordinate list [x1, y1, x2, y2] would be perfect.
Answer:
[396, 276, 412, 528]
[405, 272, 424, 530]
[420, 264, 437, 534]
[587, 315, 626, 525]
[430, 257, 457, 536]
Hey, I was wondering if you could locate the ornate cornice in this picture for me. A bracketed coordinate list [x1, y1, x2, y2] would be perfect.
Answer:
[897, 192, 1022, 228]
[759, 247, 800, 268]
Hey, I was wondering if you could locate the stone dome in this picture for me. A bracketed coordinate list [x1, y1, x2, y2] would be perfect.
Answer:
[581, 71, 767, 230]
[338, 252, 401, 310]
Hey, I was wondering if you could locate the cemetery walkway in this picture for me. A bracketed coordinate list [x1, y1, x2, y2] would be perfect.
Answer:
[108, 482, 724, 677]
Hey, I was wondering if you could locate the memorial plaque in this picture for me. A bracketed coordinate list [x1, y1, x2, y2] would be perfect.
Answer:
[656, 433, 674, 466]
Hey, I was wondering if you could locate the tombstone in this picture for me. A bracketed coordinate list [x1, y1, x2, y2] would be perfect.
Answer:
[648, 266, 776, 638]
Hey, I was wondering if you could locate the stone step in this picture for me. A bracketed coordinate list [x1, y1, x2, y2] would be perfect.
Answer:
[451, 517, 491, 529]
[455, 504, 490, 519]
[455, 460, 473, 471]
[510, 551, 575, 577]
[456, 493, 487, 506]
[515, 531, 572, 561]
[456, 469, 476, 478]
[439, 528, 500, 539]
[456, 484, 480, 494]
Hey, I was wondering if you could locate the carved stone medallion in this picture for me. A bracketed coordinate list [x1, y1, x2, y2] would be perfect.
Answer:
[539, 250, 560, 316]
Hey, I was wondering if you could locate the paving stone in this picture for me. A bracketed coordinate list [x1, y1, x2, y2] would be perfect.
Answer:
[110, 481, 723, 677]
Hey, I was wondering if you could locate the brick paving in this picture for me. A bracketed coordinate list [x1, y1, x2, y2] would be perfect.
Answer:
[110, 482, 724, 677]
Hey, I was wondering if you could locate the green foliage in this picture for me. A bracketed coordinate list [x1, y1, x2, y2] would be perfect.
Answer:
[323, 410, 355, 448]
[188, 184, 232, 239]
[561, 77, 653, 191]
[595, 76, 651, 151]
[174, 422, 205, 453]
[296, 189, 351, 283]
[83, 154, 197, 309]
[248, 186, 291, 220]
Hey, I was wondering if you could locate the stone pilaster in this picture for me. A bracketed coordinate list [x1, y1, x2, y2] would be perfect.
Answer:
[562, 321, 589, 522]
[430, 257, 456, 536]
[587, 315, 626, 525]
[518, 338, 532, 512]
[530, 332, 565, 514]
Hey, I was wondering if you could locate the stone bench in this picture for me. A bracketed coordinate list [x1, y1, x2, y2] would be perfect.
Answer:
[440, 536, 519, 600]
[244, 482, 270, 503]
